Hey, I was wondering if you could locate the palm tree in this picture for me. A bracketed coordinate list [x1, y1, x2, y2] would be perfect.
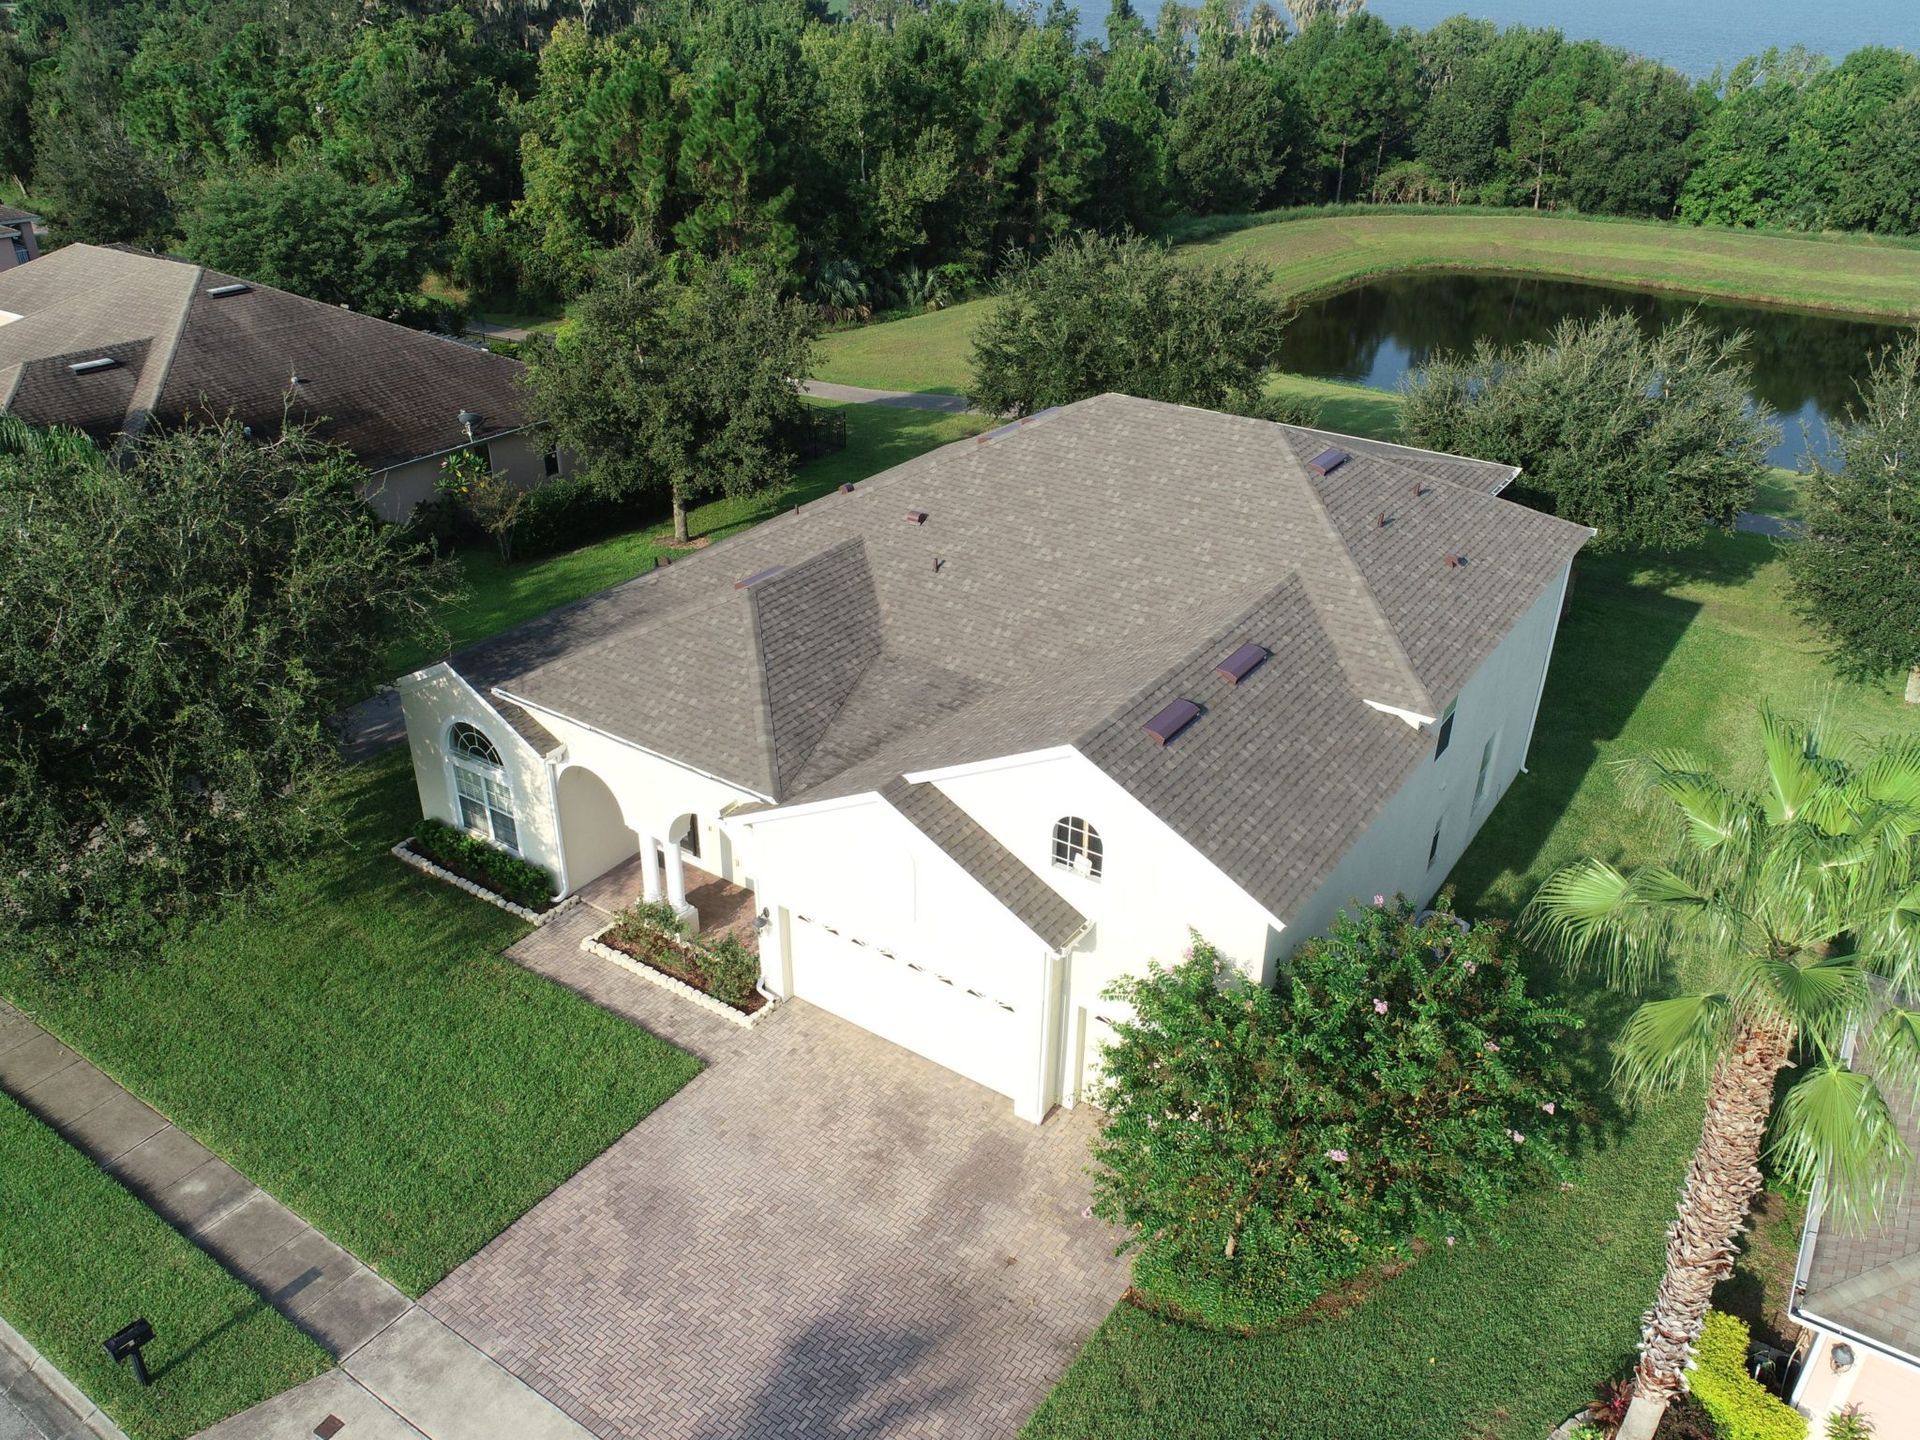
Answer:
[1527, 711, 1920, 1440]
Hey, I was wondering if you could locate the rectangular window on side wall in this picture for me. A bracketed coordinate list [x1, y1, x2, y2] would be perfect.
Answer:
[1428, 820, 1443, 869]
[1433, 701, 1457, 760]
[1474, 734, 1498, 808]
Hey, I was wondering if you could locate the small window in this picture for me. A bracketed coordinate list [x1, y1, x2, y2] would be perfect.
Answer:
[1052, 816, 1103, 879]
[1433, 702, 1457, 760]
[543, 446, 561, 478]
[1428, 820, 1443, 869]
[448, 723, 517, 851]
[1473, 734, 1497, 807]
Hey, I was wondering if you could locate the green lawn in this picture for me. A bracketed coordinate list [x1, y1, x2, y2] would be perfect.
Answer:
[390, 400, 992, 675]
[0, 750, 703, 1295]
[817, 211, 1920, 396]
[1026, 533, 1911, 1440]
[1, 1093, 329, 1440]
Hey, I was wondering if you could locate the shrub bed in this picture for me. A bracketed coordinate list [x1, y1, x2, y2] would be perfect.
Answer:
[409, 818, 555, 910]
[1091, 899, 1579, 1332]
[604, 900, 763, 1012]
[1690, 1312, 1807, 1440]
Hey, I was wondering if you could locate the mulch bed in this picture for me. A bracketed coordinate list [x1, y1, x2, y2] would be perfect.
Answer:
[601, 927, 766, 1015]
[401, 839, 556, 914]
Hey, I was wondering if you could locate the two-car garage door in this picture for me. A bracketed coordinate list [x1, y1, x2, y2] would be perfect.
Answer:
[787, 915, 1032, 1102]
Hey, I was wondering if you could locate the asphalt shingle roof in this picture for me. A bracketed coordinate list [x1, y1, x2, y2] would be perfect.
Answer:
[0, 243, 530, 469]
[470, 394, 1588, 926]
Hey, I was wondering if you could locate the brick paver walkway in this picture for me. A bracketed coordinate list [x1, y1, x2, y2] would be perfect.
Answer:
[425, 916, 1130, 1440]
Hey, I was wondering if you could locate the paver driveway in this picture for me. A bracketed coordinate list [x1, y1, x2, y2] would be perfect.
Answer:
[425, 907, 1130, 1440]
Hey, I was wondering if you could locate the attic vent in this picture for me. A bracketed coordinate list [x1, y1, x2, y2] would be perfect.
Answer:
[734, 565, 787, 589]
[68, 356, 118, 374]
[838, 483, 855, 493]
[1444, 552, 1468, 569]
[1214, 643, 1268, 686]
[1143, 698, 1200, 746]
[206, 282, 251, 298]
[905, 510, 928, 525]
[1308, 446, 1349, 476]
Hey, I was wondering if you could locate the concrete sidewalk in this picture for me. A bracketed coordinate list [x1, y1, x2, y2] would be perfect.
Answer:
[0, 1001, 593, 1440]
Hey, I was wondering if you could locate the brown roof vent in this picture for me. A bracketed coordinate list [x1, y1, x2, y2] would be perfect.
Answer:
[906, 510, 928, 525]
[1214, 643, 1268, 686]
[1444, 552, 1467, 569]
[1308, 446, 1349, 476]
[1143, 698, 1201, 746]
[839, 483, 855, 493]
[1413, 481, 1429, 498]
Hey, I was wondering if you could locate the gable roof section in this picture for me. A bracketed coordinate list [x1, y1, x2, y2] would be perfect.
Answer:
[454, 394, 1587, 922]
[0, 243, 529, 470]
[882, 778, 1086, 950]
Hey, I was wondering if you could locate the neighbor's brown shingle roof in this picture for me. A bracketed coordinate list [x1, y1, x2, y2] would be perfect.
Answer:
[467, 395, 1588, 929]
[0, 243, 529, 470]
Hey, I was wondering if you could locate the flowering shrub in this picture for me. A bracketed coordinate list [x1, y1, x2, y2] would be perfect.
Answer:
[606, 901, 762, 1011]
[1090, 898, 1578, 1330]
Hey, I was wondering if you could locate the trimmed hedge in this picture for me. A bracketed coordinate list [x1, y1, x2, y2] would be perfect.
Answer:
[511, 475, 642, 560]
[1691, 1312, 1807, 1440]
[412, 817, 555, 909]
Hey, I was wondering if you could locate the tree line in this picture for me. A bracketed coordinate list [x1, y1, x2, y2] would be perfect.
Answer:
[7, 0, 1919, 323]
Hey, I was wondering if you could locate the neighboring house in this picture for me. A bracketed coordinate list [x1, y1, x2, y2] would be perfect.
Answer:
[0, 204, 42, 269]
[1788, 1002, 1920, 1430]
[399, 394, 1591, 1121]
[0, 242, 558, 520]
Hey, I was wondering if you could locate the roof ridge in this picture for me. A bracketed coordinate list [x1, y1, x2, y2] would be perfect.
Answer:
[118, 257, 203, 448]
[1276, 429, 1437, 717]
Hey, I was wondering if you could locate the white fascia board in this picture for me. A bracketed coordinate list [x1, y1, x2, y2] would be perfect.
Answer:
[1365, 698, 1437, 729]
[726, 790, 884, 828]
[901, 745, 1081, 786]
[396, 658, 458, 689]
[1789, 1303, 1920, 1373]
[489, 687, 776, 803]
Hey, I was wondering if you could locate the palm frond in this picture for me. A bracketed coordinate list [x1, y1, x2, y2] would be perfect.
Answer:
[1872, 880, 1920, 992]
[1525, 859, 1705, 987]
[1773, 1061, 1914, 1230]
[1864, 1007, 1920, 1100]
[1760, 708, 1824, 827]
[1741, 955, 1864, 1048]
[1857, 738, 1920, 813]
[1613, 993, 1732, 1101]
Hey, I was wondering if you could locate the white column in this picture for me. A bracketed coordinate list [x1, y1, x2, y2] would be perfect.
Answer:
[664, 842, 688, 910]
[639, 837, 663, 904]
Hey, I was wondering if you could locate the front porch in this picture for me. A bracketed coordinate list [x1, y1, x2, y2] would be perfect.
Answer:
[578, 850, 760, 955]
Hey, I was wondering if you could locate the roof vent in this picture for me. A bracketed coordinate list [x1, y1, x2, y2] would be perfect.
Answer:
[735, 565, 787, 590]
[1444, 552, 1467, 569]
[906, 510, 928, 525]
[68, 356, 118, 374]
[1413, 481, 1429, 498]
[206, 282, 251, 298]
[1214, 643, 1269, 686]
[1143, 698, 1201, 746]
[1308, 446, 1349, 476]
[839, 483, 854, 493]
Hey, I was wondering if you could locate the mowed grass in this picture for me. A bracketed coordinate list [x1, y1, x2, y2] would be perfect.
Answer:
[1, 1093, 329, 1440]
[816, 210, 1920, 395]
[1026, 533, 1912, 1440]
[0, 750, 703, 1295]
[390, 400, 991, 674]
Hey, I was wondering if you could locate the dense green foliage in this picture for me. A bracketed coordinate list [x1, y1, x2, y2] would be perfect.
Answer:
[522, 241, 816, 540]
[1091, 909, 1574, 1331]
[412, 817, 556, 909]
[608, 899, 762, 1010]
[183, 165, 439, 320]
[1, 749, 703, 1293]
[0, 1092, 329, 1440]
[969, 231, 1289, 416]
[1689, 1312, 1808, 1440]
[9, 0, 1917, 324]
[1402, 311, 1775, 551]
[0, 421, 451, 974]
[1788, 331, 1920, 686]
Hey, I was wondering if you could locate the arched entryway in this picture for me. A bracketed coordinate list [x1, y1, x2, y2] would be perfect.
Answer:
[556, 765, 639, 891]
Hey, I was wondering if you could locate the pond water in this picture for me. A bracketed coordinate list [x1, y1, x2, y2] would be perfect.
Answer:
[1273, 272, 1911, 471]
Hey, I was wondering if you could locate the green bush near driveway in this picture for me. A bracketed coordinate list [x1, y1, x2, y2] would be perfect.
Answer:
[0, 750, 702, 1295]
[0, 1092, 329, 1440]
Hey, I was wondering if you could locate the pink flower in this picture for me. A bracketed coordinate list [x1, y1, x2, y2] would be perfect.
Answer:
[1484, 1040, 1500, 1053]
[1464, 959, 1478, 975]
[1540, 1101, 1556, 1115]
[1373, 997, 1389, 1014]
[1508, 1129, 1526, 1144]
[1372, 894, 1386, 907]
[1444, 1235, 1457, 1247]
[1325, 1148, 1349, 1163]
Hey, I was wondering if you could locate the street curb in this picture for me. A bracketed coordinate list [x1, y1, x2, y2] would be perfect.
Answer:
[0, 1310, 131, 1440]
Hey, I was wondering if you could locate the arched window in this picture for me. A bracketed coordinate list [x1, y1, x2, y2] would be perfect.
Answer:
[447, 723, 518, 851]
[1052, 816, 1103, 879]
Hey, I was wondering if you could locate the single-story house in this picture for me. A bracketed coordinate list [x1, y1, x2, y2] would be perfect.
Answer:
[0, 204, 43, 269]
[399, 394, 1591, 1120]
[0, 242, 558, 520]
[1788, 1000, 1920, 1430]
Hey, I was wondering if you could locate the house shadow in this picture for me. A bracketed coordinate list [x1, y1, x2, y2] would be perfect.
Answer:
[690, 1308, 964, 1440]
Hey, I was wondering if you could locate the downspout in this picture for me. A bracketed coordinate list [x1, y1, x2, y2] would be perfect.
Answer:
[544, 754, 570, 902]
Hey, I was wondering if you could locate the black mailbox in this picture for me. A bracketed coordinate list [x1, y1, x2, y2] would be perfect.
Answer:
[103, 1318, 155, 1386]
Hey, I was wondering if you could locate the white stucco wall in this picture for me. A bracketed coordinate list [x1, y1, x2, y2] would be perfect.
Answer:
[398, 664, 565, 895]
[1280, 558, 1573, 950]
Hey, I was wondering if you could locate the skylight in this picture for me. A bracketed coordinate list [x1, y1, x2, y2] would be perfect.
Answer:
[206, 283, 251, 298]
[734, 565, 787, 590]
[67, 357, 118, 374]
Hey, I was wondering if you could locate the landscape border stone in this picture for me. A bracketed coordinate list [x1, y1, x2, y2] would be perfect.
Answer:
[392, 840, 583, 927]
[0, 1310, 130, 1440]
[579, 925, 775, 1030]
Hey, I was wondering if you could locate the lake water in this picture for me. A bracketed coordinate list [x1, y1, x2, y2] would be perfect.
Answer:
[1273, 273, 1909, 470]
[1082, 1, 1914, 76]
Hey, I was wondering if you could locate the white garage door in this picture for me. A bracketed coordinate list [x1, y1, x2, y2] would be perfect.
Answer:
[788, 917, 1030, 1101]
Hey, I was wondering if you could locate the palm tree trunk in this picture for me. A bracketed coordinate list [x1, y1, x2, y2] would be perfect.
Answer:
[1617, 1019, 1793, 1440]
